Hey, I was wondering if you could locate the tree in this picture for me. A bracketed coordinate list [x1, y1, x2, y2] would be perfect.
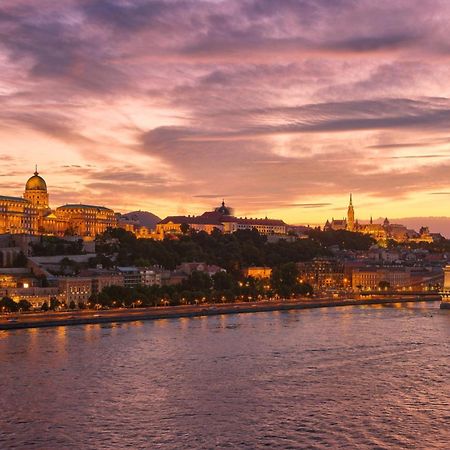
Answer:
[41, 301, 49, 311]
[69, 300, 76, 310]
[270, 262, 300, 298]
[0, 297, 19, 313]
[14, 251, 28, 268]
[297, 282, 314, 296]
[50, 297, 62, 310]
[378, 280, 391, 290]
[182, 271, 212, 292]
[212, 271, 236, 291]
[180, 222, 190, 234]
[88, 253, 113, 269]
[64, 227, 76, 237]
[307, 229, 375, 251]
[30, 235, 85, 256]
[97, 291, 113, 308]
[17, 299, 32, 311]
[59, 257, 80, 275]
[59, 257, 72, 273]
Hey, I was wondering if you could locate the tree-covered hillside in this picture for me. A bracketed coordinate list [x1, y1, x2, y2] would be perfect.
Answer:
[94, 227, 375, 273]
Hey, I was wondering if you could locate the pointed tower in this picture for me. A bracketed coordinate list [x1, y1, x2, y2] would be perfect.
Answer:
[347, 193, 355, 231]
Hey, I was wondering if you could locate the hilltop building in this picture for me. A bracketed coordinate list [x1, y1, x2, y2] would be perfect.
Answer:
[324, 195, 437, 244]
[0, 169, 116, 238]
[0, 173, 286, 240]
[157, 201, 287, 237]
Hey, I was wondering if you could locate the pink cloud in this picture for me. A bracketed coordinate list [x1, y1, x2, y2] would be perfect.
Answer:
[1, 0, 450, 223]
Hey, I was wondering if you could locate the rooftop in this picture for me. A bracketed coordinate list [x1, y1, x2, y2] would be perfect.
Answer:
[0, 195, 30, 204]
[159, 210, 286, 227]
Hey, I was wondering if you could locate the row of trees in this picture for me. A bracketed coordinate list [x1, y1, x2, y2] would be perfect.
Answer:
[31, 236, 84, 257]
[1, 263, 313, 313]
[0, 296, 79, 313]
[0, 297, 32, 313]
[89, 263, 313, 308]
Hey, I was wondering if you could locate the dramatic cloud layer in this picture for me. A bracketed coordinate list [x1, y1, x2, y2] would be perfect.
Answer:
[1, 0, 450, 229]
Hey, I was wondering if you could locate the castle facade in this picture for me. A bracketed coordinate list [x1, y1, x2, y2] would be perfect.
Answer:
[0, 170, 116, 237]
[324, 195, 436, 244]
[157, 201, 287, 237]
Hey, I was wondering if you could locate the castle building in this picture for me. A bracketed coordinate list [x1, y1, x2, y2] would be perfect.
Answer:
[324, 218, 347, 231]
[55, 204, 117, 237]
[0, 195, 39, 235]
[157, 201, 287, 238]
[0, 170, 116, 238]
[324, 195, 436, 244]
[23, 168, 50, 212]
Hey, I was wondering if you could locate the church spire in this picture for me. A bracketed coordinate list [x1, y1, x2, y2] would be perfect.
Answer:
[347, 193, 355, 231]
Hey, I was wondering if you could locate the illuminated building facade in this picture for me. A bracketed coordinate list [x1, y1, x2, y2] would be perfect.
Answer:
[0, 195, 39, 235]
[243, 267, 273, 279]
[297, 258, 346, 290]
[0, 170, 116, 238]
[55, 204, 116, 236]
[117, 215, 152, 238]
[324, 195, 436, 244]
[351, 267, 411, 290]
[58, 272, 124, 305]
[157, 201, 287, 238]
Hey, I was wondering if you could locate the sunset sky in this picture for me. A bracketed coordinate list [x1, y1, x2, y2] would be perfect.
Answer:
[2, 0, 450, 231]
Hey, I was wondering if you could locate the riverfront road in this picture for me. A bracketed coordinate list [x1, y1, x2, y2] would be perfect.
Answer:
[0, 295, 441, 330]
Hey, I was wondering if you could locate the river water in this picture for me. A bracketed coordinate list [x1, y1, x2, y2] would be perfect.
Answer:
[0, 302, 449, 449]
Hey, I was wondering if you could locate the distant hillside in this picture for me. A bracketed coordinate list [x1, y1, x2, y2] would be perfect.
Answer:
[121, 211, 161, 230]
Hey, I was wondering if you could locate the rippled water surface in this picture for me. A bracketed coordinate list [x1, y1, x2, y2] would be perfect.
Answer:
[1, 302, 449, 449]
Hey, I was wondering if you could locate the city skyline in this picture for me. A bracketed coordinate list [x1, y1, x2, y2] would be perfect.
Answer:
[2, 1, 450, 228]
[4, 169, 449, 237]
[2, 4, 450, 450]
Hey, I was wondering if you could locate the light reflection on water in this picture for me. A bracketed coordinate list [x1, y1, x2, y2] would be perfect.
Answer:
[0, 302, 449, 449]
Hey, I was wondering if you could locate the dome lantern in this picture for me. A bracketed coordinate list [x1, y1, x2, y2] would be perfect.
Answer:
[215, 199, 232, 216]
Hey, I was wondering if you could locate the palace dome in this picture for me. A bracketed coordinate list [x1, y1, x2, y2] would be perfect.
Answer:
[25, 170, 47, 191]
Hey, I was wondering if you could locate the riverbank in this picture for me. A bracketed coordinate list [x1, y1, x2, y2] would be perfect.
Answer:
[0, 295, 442, 331]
